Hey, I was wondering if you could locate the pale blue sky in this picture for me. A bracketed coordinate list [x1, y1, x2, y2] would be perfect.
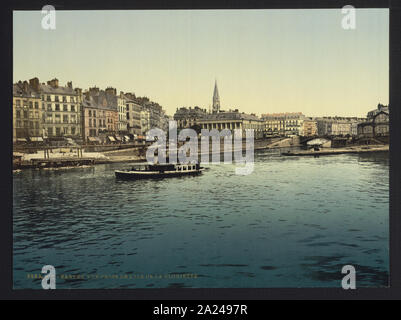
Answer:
[13, 9, 389, 117]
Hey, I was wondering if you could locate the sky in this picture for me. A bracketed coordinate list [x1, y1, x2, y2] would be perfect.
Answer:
[13, 9, 389, 117]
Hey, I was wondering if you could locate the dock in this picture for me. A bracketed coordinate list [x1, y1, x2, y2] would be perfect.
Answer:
[17, 157, 96, 169]
[282, 145, 389, 156]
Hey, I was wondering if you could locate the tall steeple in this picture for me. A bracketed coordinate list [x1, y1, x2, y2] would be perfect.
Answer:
[212, 79, 220, 114]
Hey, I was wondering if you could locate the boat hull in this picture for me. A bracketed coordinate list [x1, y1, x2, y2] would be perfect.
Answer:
[115, 169, 204, 180]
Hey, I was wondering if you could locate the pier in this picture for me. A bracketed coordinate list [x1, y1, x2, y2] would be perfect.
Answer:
[282, 144, 388, 156]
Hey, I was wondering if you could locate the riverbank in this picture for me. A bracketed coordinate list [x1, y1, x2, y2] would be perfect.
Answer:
[282, 144, 389, 156]
[13, 139, 389, 171]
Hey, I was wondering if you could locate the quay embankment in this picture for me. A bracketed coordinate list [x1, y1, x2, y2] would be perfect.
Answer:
[282, 144, 389, 156]
[13, 137, 388, 171]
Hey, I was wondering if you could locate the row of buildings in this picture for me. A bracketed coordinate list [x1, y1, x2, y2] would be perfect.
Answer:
[13, 77, 389, 143]
[13, 78, 170, 143]
[173, 81, 389, 141]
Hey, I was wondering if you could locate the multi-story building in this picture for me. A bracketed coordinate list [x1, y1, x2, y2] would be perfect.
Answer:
[117, 92, 127, 133]
[357, 104, 389, 140]
[31, 78, 81, 138]
[140, 109, 150, 135]
[82, 87, 118, 141]
[145, 102, 163, 130]
[174, 106, 208, 129]
[284, 113, 305, 136]
[125, 96, 142, 136]
[161, 112, 172, 132]
[262, 114, 285, 136]
[13, 81, 42, 142]
[316, 117, 365, 137]
[104, 87, 118, 133]
[302, 118, 318, 137]
[82, 96, 100, 140]
[262, 112, 305, 136]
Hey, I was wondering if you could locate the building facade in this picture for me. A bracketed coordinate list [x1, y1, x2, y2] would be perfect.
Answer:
[81, 87, 118, 141]
[357, 104, 389, 140]
[302, 118, 318, 137]
[173, 106, 208, 129]
[197, 110, 264, 139]
[32, 78, 81, 138]
[316, 117, 365, 137]
[140, 109, 150, 136]
[13, 81, 42, 142]
[126, 98, 142, 136]
[117, 92, 127, 133]
[262, 112, 305, 136]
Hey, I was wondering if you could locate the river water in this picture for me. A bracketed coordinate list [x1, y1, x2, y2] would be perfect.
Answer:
[13, 150, 389, 288]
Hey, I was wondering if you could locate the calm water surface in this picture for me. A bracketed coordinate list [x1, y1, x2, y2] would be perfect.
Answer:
[13, 150, 389, 288]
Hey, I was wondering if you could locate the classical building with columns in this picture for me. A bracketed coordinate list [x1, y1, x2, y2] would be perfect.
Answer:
[197, 110, 264, 139]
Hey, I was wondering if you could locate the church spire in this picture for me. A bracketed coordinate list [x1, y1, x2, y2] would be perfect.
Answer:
[212, 79, 220, 114]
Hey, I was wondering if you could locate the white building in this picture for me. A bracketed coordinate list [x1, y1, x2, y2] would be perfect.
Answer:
[117, 92, 127, 133]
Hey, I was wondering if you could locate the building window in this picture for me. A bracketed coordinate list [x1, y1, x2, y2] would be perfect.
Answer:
[63, 96, 67, 102]
[63, 127, 68, 135]
[89, 119, 92, 127]
[16, 110, 21, 118]
[63, 105, 68, 111]
[71, 105, 75, 112]
[71, 127, 76, 135]
[55, 104, 60, 111]
[29, 101, 33, 109]
[55, 127, 61, 136]
[47, 95, 51, 102]
[34, 102, 39, 109]
[55, 96, 59, 102]
[63, 115, 68, 123]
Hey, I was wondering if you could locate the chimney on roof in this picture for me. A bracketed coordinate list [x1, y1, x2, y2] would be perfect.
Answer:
[67, 81, 73, 89]
[29, 77, 40, 92]
[22, 81, 29, 93]
[47, 78, 59, 88]
[105, 87, 117, 96]
[89, 87, 100, 95]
